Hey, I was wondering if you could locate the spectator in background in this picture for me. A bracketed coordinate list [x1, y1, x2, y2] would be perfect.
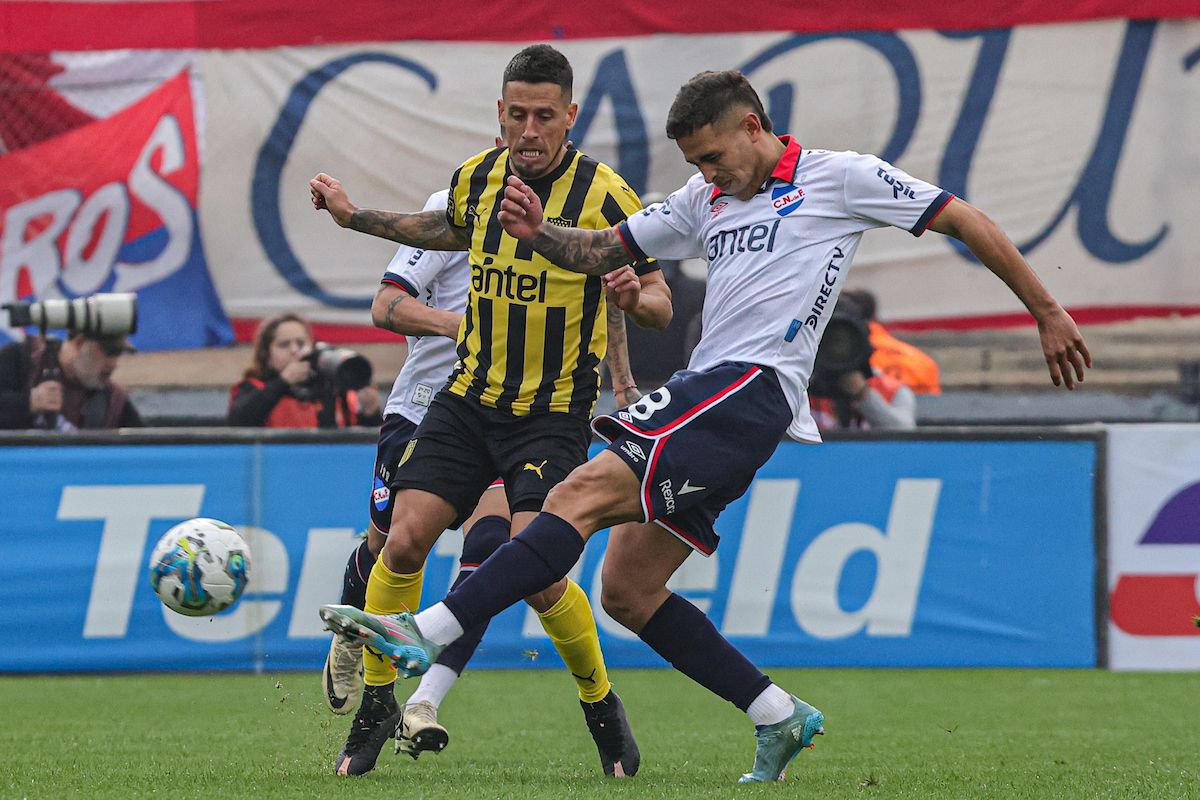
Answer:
[228, 312, 381, 429]
[809, 294, 916, 431]
[0, 332, 142, 430]
[842, 288, 941, 394]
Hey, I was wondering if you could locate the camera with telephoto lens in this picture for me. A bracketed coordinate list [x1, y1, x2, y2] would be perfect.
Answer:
[2, 292, 137, 337]
[291, 342, 373, 401]
[808, 295, 874, 400]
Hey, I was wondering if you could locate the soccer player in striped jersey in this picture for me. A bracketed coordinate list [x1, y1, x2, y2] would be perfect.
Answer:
[323, 188, 645, 770]
[310, 45, 671, 778]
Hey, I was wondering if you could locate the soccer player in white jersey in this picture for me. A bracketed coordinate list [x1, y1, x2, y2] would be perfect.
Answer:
[321, 70, 1091, 782]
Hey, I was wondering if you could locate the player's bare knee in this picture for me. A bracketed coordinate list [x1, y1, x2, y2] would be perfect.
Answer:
[543, 459, 635, 530]
[381, 522, 430, 574]
[542, 471, 604, 524]
[599, 581, 641, 630]
[525, 577, 567, 614]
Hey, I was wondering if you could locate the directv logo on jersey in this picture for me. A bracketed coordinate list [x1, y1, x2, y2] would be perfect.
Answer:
[771, 184, 805, 216]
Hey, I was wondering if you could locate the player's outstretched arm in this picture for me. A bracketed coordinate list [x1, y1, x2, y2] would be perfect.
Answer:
[498, 176, 632, 276]
[309, 173, 467, 251]
[929, 198, 1092, 389]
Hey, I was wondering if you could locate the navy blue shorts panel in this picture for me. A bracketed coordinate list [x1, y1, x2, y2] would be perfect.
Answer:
[369, 413, 419, 534]
[592, 362, 791, 555]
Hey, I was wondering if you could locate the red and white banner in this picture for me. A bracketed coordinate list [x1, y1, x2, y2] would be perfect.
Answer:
[1108, 425, 1200, 670]
[0, 65, 231, 349]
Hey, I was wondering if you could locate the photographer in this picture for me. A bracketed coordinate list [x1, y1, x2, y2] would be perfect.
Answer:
[0, 332, 142, 430]
[809, 295, 916, 431]
[842, 289, 941, 394]
[227, 312, 382, 429]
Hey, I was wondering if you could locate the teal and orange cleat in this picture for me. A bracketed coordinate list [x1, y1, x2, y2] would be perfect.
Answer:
[319, 605, 443, 678]
[737, 696, 824, 783]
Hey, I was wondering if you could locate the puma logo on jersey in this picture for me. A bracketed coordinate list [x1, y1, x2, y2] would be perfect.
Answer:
[524, 460, 548, 479]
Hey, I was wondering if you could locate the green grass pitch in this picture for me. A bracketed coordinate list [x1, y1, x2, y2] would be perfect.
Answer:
[1, 668, 1195, 799]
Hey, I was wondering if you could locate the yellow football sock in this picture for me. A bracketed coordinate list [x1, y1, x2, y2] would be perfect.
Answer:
[362, 558, 424, 687]
[538, 579, 612, 703]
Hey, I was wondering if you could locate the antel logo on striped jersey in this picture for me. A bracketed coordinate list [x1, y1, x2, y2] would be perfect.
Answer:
[771, 184, 805, 216]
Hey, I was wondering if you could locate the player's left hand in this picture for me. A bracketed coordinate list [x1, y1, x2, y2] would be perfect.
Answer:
[498, 176, 545, 240]
[309, 173, 356, 227]
[1037, 305, 1092, 389]
[603, 265, 641, 313]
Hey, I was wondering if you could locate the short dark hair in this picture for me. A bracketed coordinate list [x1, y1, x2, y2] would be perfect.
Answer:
[666, 70, 772, 140]
[842, 289, 878, 320]
[502, 44, 573, 99]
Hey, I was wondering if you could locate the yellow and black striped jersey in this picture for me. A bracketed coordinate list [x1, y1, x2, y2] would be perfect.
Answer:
[444, 146, 657, 417]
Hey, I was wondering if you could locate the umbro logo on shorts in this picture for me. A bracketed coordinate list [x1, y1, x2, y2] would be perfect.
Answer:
[620, 441, 646, 462]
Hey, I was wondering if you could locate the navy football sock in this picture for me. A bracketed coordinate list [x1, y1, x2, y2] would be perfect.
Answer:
[638, 592, 771, 711]
[340, 539, 377, 609]
[436, 515, 510, 674]
[442, 513, 584, 630]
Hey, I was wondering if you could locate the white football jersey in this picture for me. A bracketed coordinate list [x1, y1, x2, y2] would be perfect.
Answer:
[621, 137, 952, 442]
[381, 190, 469, 425]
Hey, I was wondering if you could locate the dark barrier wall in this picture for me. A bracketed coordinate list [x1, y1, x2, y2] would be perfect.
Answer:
[0, 428, 1101, 672]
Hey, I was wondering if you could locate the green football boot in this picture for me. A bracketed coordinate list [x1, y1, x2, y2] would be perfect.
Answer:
[738, 695, 824, 783]
[319, 604, 444, 678]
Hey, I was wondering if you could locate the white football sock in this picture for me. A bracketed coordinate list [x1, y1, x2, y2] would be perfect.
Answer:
[413, 602, 463, 646]
[405, 664, 459, 708]
[746, 684, 795, 727]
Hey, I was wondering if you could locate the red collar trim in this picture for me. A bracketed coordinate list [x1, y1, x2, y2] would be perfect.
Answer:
[709, 135, 803, 202]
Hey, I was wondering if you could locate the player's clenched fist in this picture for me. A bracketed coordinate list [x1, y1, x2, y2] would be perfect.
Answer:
[603, 265, 642, 313]
[498, 175, 544, 241]
[309, 173, 357, 227]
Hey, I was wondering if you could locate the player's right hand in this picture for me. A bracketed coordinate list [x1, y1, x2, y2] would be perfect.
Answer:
[30, 380, 63, 413]
[309, 173, 356, 227]
[498, 175, 544, 240]
[1037, 305, 1091, 390]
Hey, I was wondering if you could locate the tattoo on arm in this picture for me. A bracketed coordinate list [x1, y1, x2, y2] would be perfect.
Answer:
[349, 209, 467, 250]
[383, 293, 407, 333]
[604, 300, 634, 388]
[535, 226, 631, 276]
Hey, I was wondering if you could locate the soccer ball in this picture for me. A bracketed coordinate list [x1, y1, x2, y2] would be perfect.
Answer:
[148, 518, 251, 617]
